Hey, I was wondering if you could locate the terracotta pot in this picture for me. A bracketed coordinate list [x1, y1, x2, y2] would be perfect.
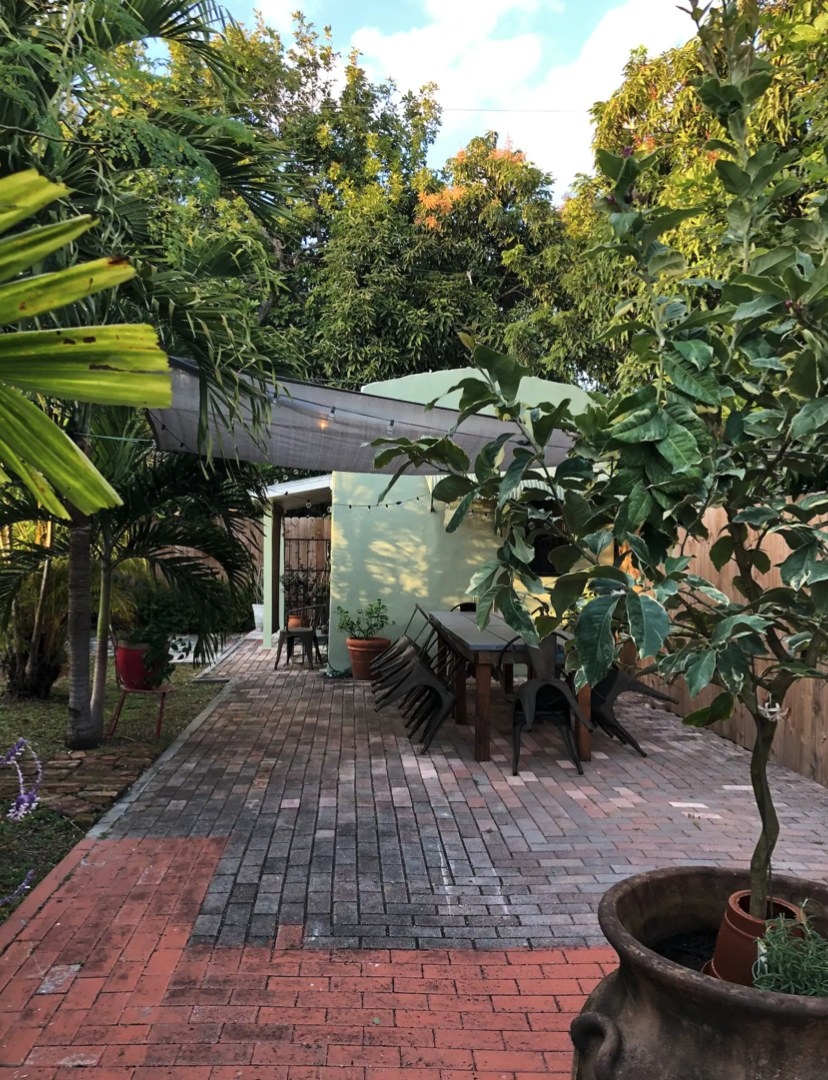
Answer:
[571, 867, 828, 1080]
[708, 889, 802, 985]
[287, 614, 308, 629]
[346, 637, 391, 680]
[114, 641, 166, 690]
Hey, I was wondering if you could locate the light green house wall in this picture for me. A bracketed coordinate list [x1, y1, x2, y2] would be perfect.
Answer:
[327, 472, 498, 670]
[327, 370, 592, 671]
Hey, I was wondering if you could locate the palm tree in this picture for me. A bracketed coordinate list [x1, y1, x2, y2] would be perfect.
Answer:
[0, 410, 270, 718]
[0, 0, 295, 747]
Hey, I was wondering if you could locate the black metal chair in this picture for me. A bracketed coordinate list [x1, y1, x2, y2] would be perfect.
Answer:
[590, 670, 677, 757]
[273, 604, 325, 670]
[511, 633, 590, 775]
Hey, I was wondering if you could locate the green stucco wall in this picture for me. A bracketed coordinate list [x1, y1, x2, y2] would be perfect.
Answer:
[327, 472, 499, 671]
[326, 368, 592, 671]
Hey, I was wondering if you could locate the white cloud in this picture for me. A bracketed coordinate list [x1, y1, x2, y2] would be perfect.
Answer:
[351, 0, 693, 197]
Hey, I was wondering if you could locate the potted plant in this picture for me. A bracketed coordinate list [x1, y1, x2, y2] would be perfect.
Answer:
[336, 598, 391, 680]
[251, 566, 265, 633]
[112, 584, 191, 690]
[374, 3, 828, 1073]
[281, 570, 318, 628]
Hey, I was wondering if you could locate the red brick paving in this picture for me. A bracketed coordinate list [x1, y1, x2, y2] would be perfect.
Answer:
[0, 838, 614, 1077]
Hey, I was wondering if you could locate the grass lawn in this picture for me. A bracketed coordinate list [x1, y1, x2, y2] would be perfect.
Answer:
[0, 663, 223, 920]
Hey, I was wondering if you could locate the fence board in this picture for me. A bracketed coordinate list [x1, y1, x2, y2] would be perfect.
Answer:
[646, 508, 828, 788]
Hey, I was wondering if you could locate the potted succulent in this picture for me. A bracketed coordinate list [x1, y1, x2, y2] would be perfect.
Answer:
[112, 584, 190, 690]
[374, 3, 828, 1075]
[336, 598, 391, 680]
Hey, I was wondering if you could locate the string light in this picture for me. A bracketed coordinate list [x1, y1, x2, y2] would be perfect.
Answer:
[332, 495, 425, 510]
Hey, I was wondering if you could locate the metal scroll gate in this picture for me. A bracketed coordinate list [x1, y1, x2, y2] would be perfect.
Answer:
[283, 516, 331, 615]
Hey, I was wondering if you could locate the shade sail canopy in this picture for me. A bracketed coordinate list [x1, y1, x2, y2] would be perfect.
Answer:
[148, 362, 576, 475]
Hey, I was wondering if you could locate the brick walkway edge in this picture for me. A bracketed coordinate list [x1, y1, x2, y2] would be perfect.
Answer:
[0, 837, 615, 1078]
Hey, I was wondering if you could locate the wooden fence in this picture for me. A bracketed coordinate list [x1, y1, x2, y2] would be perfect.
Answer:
[647, 508, 828, 787]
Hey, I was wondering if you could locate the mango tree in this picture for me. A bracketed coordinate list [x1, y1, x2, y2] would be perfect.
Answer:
[375, 1, 828, 920]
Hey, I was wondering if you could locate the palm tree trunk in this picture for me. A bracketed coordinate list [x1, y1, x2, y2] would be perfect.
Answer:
[23, 521, 53, 690]
[90, 555, 112, 731]
[66, 508, 99, 749]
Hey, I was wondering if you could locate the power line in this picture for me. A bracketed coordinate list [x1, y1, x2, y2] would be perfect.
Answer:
[441, 106, 587, 115]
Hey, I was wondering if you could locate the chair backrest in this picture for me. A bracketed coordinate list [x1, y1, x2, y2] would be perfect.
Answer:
[450, 601, 477, 612]
[527, 633, 565, 681]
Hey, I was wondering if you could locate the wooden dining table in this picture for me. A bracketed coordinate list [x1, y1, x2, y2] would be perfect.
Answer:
[428, 610, 524, 763]
[428, 609, 592, 764]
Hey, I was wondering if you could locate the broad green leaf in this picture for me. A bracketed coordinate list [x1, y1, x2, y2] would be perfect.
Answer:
[684, 650, 717, 697]
[574, 594, 621, 685]
[0, 257, 137, 326]
[672, 339, 715, 369]
[497, 589, 539, 645]
[626, 591, 670, 658]
[610, 406, 668, 444]
[640, 207, 702, 246]
[711, 614, 772, 645]
[472, 344, 530, 404]
[445, 491, 476, 534]
[715, 159, 751, 196]
[0, 325, 171, 406]
[563, 489, 594, 534]
[0, 385, 120, 517]
[790, 398, 828, 440]
[497, 450, 533, 507]
[474, 433, 512, 481]
[732, 506, 778, 526]
[717, 643, 748, 694]
[663, 355, 720, 405]
[779, 543, 818, 589]
[0, 171, 69, 234]
[0, 216, 95, 285]
[625, 482, 653, 530]
[431, 474, 477, 502]
[684, 692, 735, 727]
[732, 294, 784, 321]
[549, 572, 589, 618]
[656, 417, 701, 472]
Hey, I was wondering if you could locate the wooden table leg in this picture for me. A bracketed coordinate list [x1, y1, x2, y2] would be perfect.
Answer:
[503, 662, 513, 694]
[453, 653, 468, 724]
[474, 662, 492, 761]
[576, 685, 592, 762]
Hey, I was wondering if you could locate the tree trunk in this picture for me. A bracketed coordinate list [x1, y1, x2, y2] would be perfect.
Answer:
[748, 709, 780, 919]
[66, 509, 99, 749]
[23, 521, 53, 688]
[90, 555, 112, 732]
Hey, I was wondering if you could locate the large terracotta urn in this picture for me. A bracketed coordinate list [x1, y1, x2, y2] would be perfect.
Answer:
[571, 866, 828, 1080]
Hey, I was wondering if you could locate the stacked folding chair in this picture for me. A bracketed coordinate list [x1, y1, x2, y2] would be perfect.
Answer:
[369, 606, 460, 753]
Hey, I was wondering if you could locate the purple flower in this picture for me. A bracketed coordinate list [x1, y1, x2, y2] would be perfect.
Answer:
[1, 738, 43, 908]
[0, 869, 34, 908]
[2, 738, 42, 822]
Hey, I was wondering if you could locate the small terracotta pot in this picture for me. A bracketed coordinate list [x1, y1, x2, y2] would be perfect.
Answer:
[287, 614, 308, 629]
[708, 889, 802, 986]
[346, 637, 391, 680]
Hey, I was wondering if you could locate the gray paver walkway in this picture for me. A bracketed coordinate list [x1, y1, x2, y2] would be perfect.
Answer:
[94, 638, 828, 950]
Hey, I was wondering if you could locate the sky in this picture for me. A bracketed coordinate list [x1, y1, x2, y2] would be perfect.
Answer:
[225, 0, 695, 198]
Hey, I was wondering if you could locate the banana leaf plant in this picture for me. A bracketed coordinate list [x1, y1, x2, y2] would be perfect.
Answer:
[374, 2, 828, 921]
[0, 169, 171, 519]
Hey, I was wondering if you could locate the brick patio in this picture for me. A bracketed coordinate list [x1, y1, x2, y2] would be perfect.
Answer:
[2, 636, 828, 1076]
